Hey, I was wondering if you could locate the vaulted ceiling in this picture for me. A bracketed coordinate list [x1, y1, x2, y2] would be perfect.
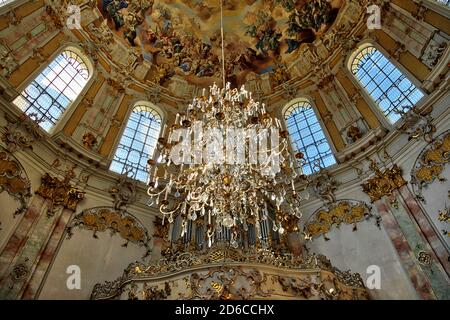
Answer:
[97, 0, 344, 88]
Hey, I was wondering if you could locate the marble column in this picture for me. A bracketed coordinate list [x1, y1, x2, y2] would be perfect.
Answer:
[376, 189, 450, 300]
[375, 196, 436, 300]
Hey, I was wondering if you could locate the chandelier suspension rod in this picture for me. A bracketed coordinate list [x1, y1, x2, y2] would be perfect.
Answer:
[220, 0, 226, 87]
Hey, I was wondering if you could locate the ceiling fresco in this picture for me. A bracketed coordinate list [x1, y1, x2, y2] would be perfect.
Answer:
[97, 0, 344, 87]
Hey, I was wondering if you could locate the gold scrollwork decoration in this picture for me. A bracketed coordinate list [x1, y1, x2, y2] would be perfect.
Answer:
[304, 200, 379, 240]
[35, 173, 85, 216]
[438, 207, 449, 237]
[361, 160, 407, 203]
[66, 207, 152, 256]
[153, 216, 170, 239]
[129, 282, 171, 300]
[187, 267, 270, 300]
[1, 113, 44, 153]
[90, 249, 369, 300]
[82, 132, 98, 150]
[411, 131, 450, 203]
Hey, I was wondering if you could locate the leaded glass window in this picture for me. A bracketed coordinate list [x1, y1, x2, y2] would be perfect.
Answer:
[110, 105, 162, 183]
[350, 46, 424, 123]
[0, 0, 15, 8]
[285, 100, 336, 175]
[13, 50, 90, 131]
[432, 0, 450, 6]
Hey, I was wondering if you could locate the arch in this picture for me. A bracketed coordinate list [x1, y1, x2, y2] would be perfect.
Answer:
[349, 45, 425, 124]
[12, 48, 92, 132]
[0, 0, 15, 8]
[110, 102, 162, 183]
[284, 98, 336, 175]
[432, 0, 449, 6]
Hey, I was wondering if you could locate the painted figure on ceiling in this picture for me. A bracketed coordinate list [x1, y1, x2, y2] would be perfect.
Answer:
[96, 0, 343, 87]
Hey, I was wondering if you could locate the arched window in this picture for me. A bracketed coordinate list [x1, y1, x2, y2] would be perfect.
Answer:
[284, 100, 336, 175]
[13, 49, 90, 132]
[350, 46, 424, 123]
[432, 0, 449, 6]
[110, 104, 162, 182]
[0, 0, 15, 8]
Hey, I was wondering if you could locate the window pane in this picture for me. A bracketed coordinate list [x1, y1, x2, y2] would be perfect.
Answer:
[350, 46, 425, 123]
[12, 49, 90, 131]
[431, 0, 450, 6]
[284, 100, 336, 175]
[110, 105, 162, 183]
[0, 0, 15, 8]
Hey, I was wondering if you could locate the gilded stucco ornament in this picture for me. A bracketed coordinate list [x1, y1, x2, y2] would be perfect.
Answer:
[276, 270, 370, 300]
[304, 200, 380, 240]
[410, 131, 450, 203]
[1, 113, 44, 153]
[109, 171, 139, 212]
[281, 82, 298, 101]
[153, 216, 170, 240]
[82, 132, 98, 149]
[309, 166, 338, 205]
[438, 207, 449, 237]
[146, 87, 162, 104]
[7, 258, 30, 289]
[271, 64, 290, 88]
[45, 5, 64, 29]
[347, 125, 362, 143]
[185, 267, 271, 300]
[0, 44, 18, 78]
[66, 206, 152, 256]
[36, 172, 85, 217]
[90, 247, 369, 300]
[0, 150, 31, 216]
[87, 19, 115, 48]
[417, 251, 433, 267]
[421, 31, 448, 69]
[361, 160, 407, 203]
[396, 106, 436, 143]
[127, 282, 172, 300]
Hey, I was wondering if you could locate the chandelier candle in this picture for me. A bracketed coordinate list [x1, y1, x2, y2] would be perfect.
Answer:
[147, 83, 309, 249]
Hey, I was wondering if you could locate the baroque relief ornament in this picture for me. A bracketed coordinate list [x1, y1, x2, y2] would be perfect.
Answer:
[82, 132, 98, 150]
[8, 257, 30, 289]
[0, 150, 31, 216]
[109, 170, 139, 212]
[304, 200, 380, 240]
[36, 172, 85, 217]
[1, 112, 44, 153]
[410, 131, 450, 203]
[438, 207, 449, 237]
[361, 160, 407, 203]
[66, 207, 152, 256]
[309, 166, 338, 205]
[90, 247, 369, 300]
[396, 106, 436, 143]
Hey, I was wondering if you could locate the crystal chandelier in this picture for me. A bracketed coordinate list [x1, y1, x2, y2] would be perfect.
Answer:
[146, 1, 308, 249]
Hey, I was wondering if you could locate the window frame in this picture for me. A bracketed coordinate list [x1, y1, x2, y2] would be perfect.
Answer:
[346, 41, 427, 129]
[282, 97, 337, 176]
[12, 45, 95, 135]
[109, 100, 165, 183]
[0, 0, 23, 15]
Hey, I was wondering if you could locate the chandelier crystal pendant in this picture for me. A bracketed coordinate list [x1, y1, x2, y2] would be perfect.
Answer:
[147, 82, 308, 248]
[146, 1, 309, 249]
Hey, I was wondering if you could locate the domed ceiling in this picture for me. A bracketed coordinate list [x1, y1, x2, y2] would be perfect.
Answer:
[97, 0, 344, 88]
